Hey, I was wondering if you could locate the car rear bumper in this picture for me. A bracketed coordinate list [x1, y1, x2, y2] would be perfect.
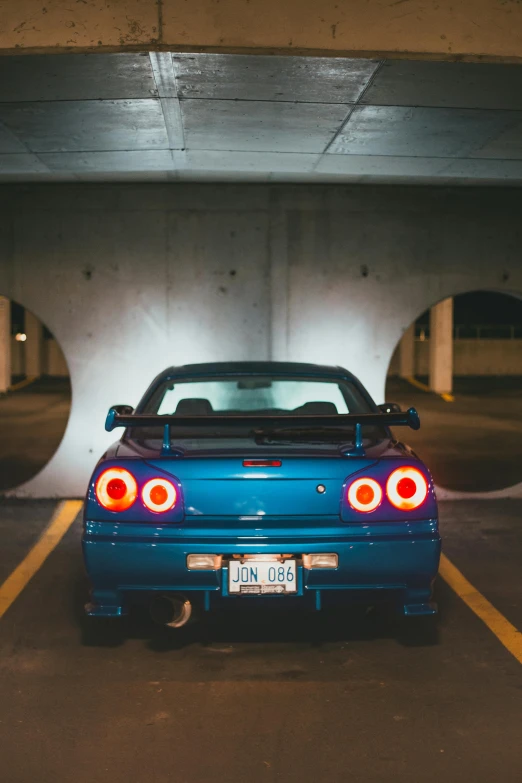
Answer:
[82, 519, 441, 618]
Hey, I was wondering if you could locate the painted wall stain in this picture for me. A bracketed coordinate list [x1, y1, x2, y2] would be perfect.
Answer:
[117, 16, 147, 45]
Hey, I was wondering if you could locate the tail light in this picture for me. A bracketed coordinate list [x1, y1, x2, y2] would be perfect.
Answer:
[347, 477, 383, 513]
[95, 467, 138, 512]
[386, 467, 428, 510]
[142, 478, 177, 513]
[243, 459, 282, 467]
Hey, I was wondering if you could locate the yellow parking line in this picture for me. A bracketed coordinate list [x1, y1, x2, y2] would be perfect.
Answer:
[405, 376, 454, 403]
[8, 375, 37, 392]
[0, 500, 82, 620]
[440, 552, 522, 665]
[405, 375, 430, 393]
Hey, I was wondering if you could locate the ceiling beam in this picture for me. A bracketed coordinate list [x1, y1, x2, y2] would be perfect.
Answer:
[1, 0, 522, 63]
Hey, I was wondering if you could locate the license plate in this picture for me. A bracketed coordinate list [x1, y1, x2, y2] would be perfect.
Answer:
[228, 559, 297, 595]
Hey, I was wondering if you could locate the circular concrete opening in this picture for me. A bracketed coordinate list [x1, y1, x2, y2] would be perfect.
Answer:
[0, 297, 71, 492]
[385, 291, 522, 493]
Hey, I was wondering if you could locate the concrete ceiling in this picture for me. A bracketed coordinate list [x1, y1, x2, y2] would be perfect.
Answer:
[1, 53, 522, 184]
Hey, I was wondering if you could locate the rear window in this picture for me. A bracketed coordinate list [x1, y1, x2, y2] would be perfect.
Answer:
[143, 376, 372, 416]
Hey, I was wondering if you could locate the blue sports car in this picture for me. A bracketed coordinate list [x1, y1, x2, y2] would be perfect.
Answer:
[82, 362, 441, 629]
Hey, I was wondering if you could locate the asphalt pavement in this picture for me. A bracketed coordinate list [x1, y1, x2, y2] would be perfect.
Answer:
[0, 498, 521, 783]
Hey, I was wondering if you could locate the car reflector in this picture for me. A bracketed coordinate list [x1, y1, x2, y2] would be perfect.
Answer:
[142, 478, 177, 513]
[95, 467, 138, 512]
[303, 553, 338, 569]
[187, 554, 222, 570]
[347, 477, 383, 512]
[386, 466, 428, 510]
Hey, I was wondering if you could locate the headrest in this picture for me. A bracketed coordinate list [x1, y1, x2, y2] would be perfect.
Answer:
[294, 401, 338, 415]
[175, 398, 213, 416]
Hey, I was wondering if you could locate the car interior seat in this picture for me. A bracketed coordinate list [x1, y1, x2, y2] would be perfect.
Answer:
[293, 401, 338, 414]
[175, 398, 214, 415]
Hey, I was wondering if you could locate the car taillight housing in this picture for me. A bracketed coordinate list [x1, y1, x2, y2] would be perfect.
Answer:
[345, 465, 431, 516]
[142, 478, 177, 513]
[386, 466, 428, 511]
[347, 477, 383, 512]
[95, 467, 138, 512]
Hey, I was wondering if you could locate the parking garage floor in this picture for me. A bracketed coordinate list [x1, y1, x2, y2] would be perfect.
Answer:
[386, 376, 522, 492]
[0, 498, 521, 783]
[0, 378, 71, 492]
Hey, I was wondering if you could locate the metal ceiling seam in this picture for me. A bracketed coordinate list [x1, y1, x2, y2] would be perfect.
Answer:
[149, 52, 185, 153]
[318, 59, 385, 168]
[0, 118, 50, 174]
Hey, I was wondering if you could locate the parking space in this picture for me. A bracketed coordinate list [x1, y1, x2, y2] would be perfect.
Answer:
[440, 500, 522, 631]
[0, 499, 58, 583]
[0, 499, 521, 783]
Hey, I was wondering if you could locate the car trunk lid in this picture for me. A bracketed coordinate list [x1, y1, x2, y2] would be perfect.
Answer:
[145, 455, 377, 517]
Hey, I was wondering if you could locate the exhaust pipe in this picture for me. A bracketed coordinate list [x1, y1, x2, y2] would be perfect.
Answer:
[150, 594, 192, 628]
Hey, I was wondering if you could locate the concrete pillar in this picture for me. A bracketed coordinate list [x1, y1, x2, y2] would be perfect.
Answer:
[429, 297, 454, 394]
[399, 323, 415, 378]
[0, 296, 11, 394]
[24, 309, 44, 378]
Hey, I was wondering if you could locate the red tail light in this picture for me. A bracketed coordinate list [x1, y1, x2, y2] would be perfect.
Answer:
[142, 478, 177, 513]
[96, 467, 137, 512]
[386, 467, 428, 510]
[243, 459, 282, 467]
[347, 477, 383, 513]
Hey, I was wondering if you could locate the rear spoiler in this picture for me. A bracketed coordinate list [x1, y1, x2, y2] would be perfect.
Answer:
[105, 405, 420, 456]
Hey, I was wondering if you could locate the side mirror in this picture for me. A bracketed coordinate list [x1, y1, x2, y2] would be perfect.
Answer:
[378, 402, 402, 414]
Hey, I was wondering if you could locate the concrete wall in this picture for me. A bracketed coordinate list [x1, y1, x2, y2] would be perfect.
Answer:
[10, 337, 68, 377]
[1, 184, 522, 497]
[389, 338, 522, 377]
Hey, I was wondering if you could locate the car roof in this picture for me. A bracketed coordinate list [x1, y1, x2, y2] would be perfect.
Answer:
[157, 361, 357, 382]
